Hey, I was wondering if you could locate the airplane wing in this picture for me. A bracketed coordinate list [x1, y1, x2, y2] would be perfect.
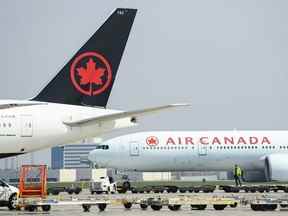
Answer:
[63, 104, 190, 126]
[0, 101, 47, 110]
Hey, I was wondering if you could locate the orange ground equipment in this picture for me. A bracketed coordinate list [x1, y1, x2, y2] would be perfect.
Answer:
[19, 165, 47, 198]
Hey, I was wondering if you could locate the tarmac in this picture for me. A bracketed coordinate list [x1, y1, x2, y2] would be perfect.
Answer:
[1, 190, 288, 215]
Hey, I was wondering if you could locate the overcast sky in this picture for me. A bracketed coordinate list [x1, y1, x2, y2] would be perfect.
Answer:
[0, 0, 288, 165]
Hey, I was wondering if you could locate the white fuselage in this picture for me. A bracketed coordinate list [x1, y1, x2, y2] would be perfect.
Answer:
[88, 131, 288, 172]
[0, 100, 135, 155]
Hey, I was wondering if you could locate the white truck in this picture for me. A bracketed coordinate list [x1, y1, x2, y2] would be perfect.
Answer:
[0, 179, 19, 210]
[90, 176, 117, 194]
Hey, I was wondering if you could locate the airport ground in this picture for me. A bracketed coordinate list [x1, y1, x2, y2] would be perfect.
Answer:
[46, 180, 288, 188]
[1, 189, 288, 215]
[0, 205, 286, 216]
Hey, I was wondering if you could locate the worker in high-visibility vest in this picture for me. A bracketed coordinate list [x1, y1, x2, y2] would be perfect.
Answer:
[233, 164, 242, 186]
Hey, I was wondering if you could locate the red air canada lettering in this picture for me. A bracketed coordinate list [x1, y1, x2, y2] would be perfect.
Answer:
[166, 136, 271, 145]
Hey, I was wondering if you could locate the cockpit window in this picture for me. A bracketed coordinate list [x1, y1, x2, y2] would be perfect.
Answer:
[95, 145, 109, 150]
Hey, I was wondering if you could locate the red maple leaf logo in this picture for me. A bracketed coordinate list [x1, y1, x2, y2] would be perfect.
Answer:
[76, 58, 106, 85]
[70, 52, 112, 96]
[146, 136, 159, 145]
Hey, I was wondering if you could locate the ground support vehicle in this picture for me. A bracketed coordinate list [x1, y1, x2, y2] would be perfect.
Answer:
[219, 184, 288, 193]
[248, 196, 288, 211]
[90, 177, 117, 194]
[16, 197, 110, 212]
[13, 194, 240, 212]
[47, 186, 82, 195]
[129, 185, 216, 194]
[0, 179, 19, 210]
[116, 194, 239, 211]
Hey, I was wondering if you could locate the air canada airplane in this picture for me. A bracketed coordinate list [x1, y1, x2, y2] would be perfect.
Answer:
[0, 9, 187, 158]
[88, 131, 288, 181]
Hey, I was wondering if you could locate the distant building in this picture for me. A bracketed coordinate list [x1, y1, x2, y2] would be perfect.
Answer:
[0, 149, 51, 170]
[63, 144, 97, 168]
[51, 146, 64, 169]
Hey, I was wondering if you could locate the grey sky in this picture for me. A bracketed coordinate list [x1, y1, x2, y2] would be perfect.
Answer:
[0, 0, 288, 142]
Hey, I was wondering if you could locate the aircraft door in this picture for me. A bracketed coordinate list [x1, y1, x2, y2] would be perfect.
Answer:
[129, 141, 140, 156]
[198, 143, 208, 156]
[20, 115, 33, 137]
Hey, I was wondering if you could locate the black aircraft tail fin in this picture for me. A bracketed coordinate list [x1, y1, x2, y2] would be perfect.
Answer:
[32, 8, 137, 107]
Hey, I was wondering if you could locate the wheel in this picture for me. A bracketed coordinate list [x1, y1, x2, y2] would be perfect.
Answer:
[151, 205, 162, 211]
[42, 205, 51, 212]
[8, 193, 18, 210]
[26, 205, 37, 212]
[213, 204, 227, 210]
[74, 190, 81, 195]
[98, 203, 107, 211]
[179, 189, 186, 193]
[231, 188, 240, 193]
[191, 205, 207, 210]
[123, 181, 131, 190]
[123, 202, 132, 209]
[194, 189, 200, 193]
[251, 204, 259, 211]
[265, 204, 277, 211]
[280, 204, 288, 208]
[168, 205, 181, 211]
[251, 204, 262, 211]
[67, 190, 73, 195]
[230, 202, 238, 208]
[140, 204, 148, 210]
[118, 189, 127, 194]
[82, 204, 91, 212]
[96, 191, 103, 194]
[171, 188, 178, 193]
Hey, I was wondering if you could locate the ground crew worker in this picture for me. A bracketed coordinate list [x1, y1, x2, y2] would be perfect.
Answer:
[233, 164, 242, 186]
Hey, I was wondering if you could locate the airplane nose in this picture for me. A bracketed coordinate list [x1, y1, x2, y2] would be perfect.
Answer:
[87, 151, 94, 162]
[88, 149, 109, 167]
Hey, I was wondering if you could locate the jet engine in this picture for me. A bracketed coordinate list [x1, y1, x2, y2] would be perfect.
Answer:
[265, 154, 288, 181]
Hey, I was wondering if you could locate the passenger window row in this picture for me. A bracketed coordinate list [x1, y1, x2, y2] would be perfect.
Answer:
[143, 146, 192, 150]
[143, 145, 281, 151]
[214, 145, 259, 150]
[0, 122, 12, 128]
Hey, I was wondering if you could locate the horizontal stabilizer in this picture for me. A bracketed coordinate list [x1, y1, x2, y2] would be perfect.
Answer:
[0, 100, 47, 110]
[63, 104, 190, 126]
